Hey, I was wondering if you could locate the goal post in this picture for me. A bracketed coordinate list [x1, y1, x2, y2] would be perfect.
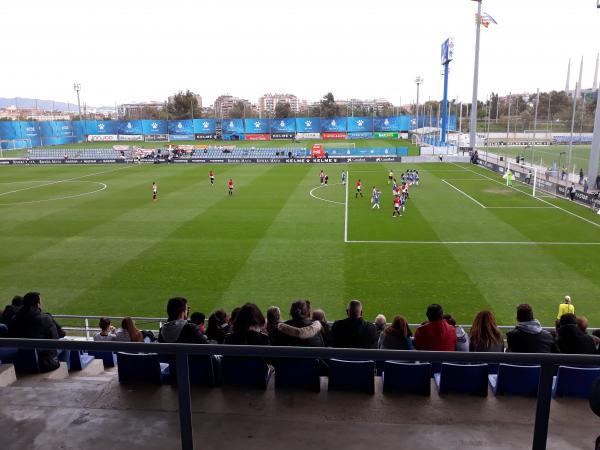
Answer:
[0, 138, 32, 157]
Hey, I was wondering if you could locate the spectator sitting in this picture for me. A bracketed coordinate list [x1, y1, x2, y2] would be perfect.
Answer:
[8, 292, 65, 372]
[206, 309, 230, 344]
[189, 312, 206, 334]
[374, 314, 387, 341]
[266, 306, 281, 345]
[312, 309, 332, 347]
[557, 295, 575, 320]
[230, 307, 241, 327]
[443, 314, 470, 352]
[1, 295, 23, 325]
[469, 310, 504, 352]
[413, 304, 456, 351]
[114, 317, 144, 342]
[556, 314, 596, 354]
[93, 317, 116, 341]
[224, 303, 270, 345]
[378, 315, 413, 350]
[506, 304, 557, 353]
[158, 297, 207, 344]
[576, 316, 600, 350]
[331, 300, 377, 349]
[275, 300, 323, 347]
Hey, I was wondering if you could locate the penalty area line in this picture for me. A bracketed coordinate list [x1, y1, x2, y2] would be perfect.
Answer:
[346, 240, 600, 246]
[441, 179, 486, 208]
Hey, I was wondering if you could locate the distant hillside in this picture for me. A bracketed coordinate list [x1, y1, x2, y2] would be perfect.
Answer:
[0, 97, 81, 112]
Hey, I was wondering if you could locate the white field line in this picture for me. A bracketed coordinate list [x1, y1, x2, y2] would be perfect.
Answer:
[485, 206, 554, 209]
[344, 172, 349, 242]
[441, 179, 486, 208]
[0, 182, 107, 206]
[347, 240, 600, 246]
[452, 163, 600, 230]
[309, 183, 345, 206]
[0, 165, 132, 197]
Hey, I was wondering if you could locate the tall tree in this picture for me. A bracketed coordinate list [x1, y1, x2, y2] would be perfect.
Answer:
[228, 100, 253, 119]
[167, 90, 200, 120]
[274, 102, 292, 118]
[320, 92, 340, 118]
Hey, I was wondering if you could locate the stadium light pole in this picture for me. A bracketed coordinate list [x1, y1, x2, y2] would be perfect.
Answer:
[588, 2, 600, 187]
[469, 0, 483, 150]
[73, 83, 87, 140]
[415, 76, 423, 135]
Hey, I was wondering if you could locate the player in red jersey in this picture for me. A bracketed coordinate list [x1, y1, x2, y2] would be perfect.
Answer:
[209, 170, 215, 185]
[355, 179, 363, 198]
[392, 195, 402, 217]
[228, 178, 234, 196]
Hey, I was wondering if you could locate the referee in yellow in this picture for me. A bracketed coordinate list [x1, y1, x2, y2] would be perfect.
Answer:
[557, 295, 575, 320]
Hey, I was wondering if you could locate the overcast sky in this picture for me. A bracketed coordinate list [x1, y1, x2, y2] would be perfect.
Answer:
[1, 0, 599, 107]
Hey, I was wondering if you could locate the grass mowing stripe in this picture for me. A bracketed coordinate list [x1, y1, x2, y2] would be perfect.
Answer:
[215, 165, 347, 313]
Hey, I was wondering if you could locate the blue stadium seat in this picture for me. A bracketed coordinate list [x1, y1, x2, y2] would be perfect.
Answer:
[434, 363, 489, 396]
[164, 355, 221, 387]
[69, 351, 95, 371]
[273, 358, 321, 392]
[116, 352, 169, 384]
[222, 356, 273, 390]
[488, 364, 540, 396]
[0, 347, 18, 364]
[88, 351, 117, 368]
[328, 359, 375, 394]
[552, 366, 600, 398]
[382, 361, 431, 395]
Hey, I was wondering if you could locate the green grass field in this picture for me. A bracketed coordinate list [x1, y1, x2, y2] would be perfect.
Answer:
[481, 144, 597, 174]
[1, 161, 599, 327]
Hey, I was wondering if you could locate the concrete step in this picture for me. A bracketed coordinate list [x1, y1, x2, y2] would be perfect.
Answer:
[15, 361, 69, 382]
[0, 363, 16, 387]
[70, 358, 104, 377]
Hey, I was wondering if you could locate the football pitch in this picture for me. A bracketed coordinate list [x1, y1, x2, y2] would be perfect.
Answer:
[1, 161, 599, 327]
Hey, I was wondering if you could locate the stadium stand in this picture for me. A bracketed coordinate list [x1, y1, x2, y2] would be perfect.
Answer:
[1, 298, 600, 449]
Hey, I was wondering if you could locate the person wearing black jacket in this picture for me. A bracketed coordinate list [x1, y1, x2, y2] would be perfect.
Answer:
[275, 300, 323, 347]
[8, 292, 65, 372]
[506, 304, 558, 353]
[158, 297, 208, 344]
[223, 303, 270, 345]
[331, 300, 377, 349]
[1, 295, 23, 326]
[556, 314, 597, 354]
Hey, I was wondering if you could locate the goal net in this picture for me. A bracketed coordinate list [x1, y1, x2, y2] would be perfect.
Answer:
[505, 160, 556, 198]
[0, 138, 32, 156]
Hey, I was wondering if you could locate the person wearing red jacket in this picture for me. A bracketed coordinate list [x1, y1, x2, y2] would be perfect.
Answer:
[413, 304, 456, 351]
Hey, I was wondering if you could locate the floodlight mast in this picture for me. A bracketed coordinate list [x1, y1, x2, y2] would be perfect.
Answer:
[469, 0, 482, 151]
[589, 4, 600, 185]
[415, 76, 424, 138]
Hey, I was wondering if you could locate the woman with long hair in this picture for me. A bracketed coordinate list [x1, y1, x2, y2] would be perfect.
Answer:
[224, 303, 269, 345]
[115, 317, 144, 342]
[469, 310, 504, 352]
[206, 309, 230, 344]
[378, 315, 413, 350]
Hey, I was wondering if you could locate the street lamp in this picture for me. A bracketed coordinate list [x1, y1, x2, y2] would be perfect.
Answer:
[415, 76, 424, 134]
[469, 0, 483, 150]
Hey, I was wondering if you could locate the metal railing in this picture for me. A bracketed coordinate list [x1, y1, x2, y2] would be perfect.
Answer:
[1, 338, 599, 450]
[51, 314, 596, 340]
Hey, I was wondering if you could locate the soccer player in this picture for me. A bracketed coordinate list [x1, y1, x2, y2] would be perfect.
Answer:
[402, 182, 409, 199]
[415, 170, 420, 186]
[341, 171, 346, 185]
[388, 169, 394, 184]
[319, 170, 325, 185]
[400, 192, 407, 212]
[371, 187, 380, 209]
[228, 178, 234, 196]
[209, 169, 215, 185]
[152, 181, 157, 201]
[324, 173, 329, 187]
[355, 179, 363, 198]
[392, 195, 401, 217]
[392, 178, 398, 195]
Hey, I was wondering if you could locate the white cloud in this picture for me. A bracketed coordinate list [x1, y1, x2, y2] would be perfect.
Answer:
[0, 0, 598, 106]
